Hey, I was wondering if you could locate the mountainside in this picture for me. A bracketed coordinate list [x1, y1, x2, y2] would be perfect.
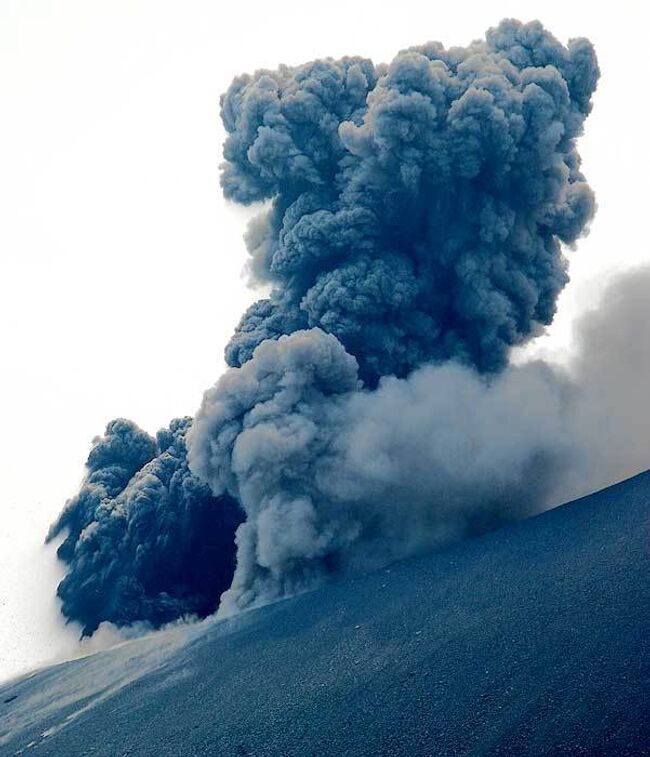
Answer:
[2, 471, 649, 756]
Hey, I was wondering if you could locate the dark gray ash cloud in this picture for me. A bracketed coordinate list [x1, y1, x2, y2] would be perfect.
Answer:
[190, 269, 650, 616]
[188, 19, 602, 615]
[51, 19, 608, 629]
[221, 19, 598, 383]
[48, 418, 241, 635]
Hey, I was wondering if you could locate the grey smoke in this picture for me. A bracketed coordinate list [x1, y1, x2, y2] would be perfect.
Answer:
[189, 268, 650, 615]
[47, 418, 242, 635]
[221, 19, 598, 383]
[187, 19, 605, 614]
[49, 19, 613, 629]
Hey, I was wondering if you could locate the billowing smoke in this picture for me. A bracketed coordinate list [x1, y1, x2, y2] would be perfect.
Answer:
[187, 19, 603, 615]
[50, 19, 611, 630]
[188, 328, 563, 612]
[190, 266, 650, 616]
[222, 19, 598, 383]
[47, 418, 241, 635]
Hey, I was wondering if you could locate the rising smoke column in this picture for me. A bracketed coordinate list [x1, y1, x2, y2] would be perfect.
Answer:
[189, 328, 576, 614]
[47, 19, 601, 629]
[188, 20, 600, 614]
[47, 418, 242, 635]
[222, 19, 598, 383]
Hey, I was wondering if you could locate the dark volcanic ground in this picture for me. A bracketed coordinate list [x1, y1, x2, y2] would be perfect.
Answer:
[1, 472, 649, 756]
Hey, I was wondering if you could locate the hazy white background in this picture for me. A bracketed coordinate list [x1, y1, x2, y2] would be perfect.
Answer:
[1, 0, 648, 682]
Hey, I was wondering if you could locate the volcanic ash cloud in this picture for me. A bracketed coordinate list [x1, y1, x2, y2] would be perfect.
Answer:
[47, 418, 242, 635]
[187, 20, 603, 615]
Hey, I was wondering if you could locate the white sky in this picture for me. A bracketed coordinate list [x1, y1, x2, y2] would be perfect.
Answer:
[0, 0, 649, 682]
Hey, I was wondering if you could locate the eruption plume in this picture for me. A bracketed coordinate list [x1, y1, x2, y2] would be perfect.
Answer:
[222, 19, 598, 382]
[187, 20, 601, 614]
[51, 19, 610, 628]
[47, 418, 241, 635]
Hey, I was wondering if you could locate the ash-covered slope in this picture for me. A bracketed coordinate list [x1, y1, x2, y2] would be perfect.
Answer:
[3, 471, 649, 756]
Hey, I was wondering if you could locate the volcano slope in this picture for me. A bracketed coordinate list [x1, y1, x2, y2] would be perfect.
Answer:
[2, 470, 649, 756]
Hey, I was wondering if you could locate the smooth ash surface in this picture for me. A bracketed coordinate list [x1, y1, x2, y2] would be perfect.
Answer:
[2, 471, 649, 756]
